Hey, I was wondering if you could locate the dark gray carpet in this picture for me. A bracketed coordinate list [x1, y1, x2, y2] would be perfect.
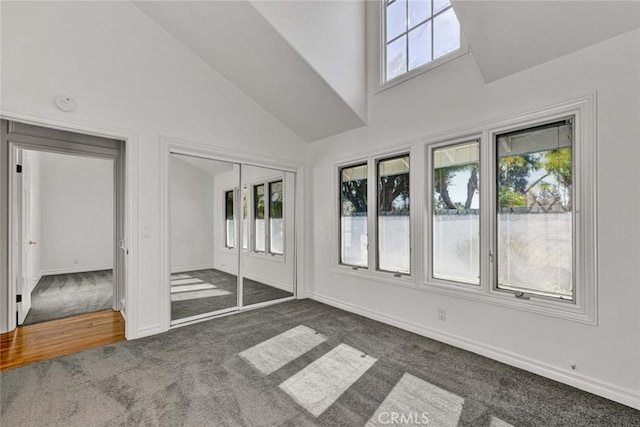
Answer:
[171, 269, 293, 321]
[23, 270, 113, 325]
[2, 300, 638, 426]
[243, 277, 293, 307]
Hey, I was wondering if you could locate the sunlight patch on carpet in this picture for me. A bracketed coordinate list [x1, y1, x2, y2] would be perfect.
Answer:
[170, 283, 216, 293]
[170, 289, 231, 301]
[366, 373, 464, 427]
[240, 325, 327, 375]
[279, 343, 376, 417]
[490, 416, 515, 427]
[170, 278, 204, 286]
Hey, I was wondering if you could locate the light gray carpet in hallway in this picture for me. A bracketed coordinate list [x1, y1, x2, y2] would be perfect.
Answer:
[23, 270, 113, 325]
[2, 300, 638, 426]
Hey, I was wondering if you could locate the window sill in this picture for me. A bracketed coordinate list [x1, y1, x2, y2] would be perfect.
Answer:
[331, 265, 416, 289]
[243, 251, 286, 264]
[419, 281, 596, 325]
[376, 46, 469, 94]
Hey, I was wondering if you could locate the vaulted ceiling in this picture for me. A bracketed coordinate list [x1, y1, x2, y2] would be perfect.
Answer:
[452, 0, 640, 83]
[135, 1, 640, 143]
[134, 0, 366, 143]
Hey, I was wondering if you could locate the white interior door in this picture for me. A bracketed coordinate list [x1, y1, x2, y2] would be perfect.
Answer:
[17, 151, 32, 325]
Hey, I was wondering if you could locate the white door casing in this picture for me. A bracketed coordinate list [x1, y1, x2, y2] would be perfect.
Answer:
[18, 151, 33, 324]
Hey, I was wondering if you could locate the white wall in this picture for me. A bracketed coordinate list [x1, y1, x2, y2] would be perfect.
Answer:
[170, 155, 214, 272]
[306, 4, 640, 409]
[38, 151, 113, 275]
[0, 1, 306, 337]
[250, 0, 367, 122]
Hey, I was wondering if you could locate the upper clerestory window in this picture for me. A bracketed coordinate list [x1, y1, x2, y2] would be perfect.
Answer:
[382, 0, 464, 86]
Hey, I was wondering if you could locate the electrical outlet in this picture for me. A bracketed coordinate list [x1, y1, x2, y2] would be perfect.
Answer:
[438, 308, 447, 321]
[73, 258, 79, 265]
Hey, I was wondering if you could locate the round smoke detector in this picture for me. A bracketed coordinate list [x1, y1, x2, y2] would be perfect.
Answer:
[55, 95, 76, 112]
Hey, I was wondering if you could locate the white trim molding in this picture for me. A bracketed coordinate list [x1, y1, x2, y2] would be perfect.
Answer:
[242, 272, 293, 293]
[376, 0, 469, 93]
[159, 135, 305, 331]
[421, 93, 598, 324]
[309, 292, 640, 411]
[332, 144, 417, 284]
[0, 106, 139, 339]
[328, 93, 597, 325]
[40, 265, 113, 276]
[170, 265, 215, 274]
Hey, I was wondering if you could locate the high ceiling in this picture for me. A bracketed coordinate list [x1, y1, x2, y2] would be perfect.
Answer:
[452, 0, 640, 83]
[134, 1, 366, 143]
[135, 1, 640, 143]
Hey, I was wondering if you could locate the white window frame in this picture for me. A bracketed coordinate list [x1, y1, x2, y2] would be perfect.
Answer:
[241, 185, 249, 252]
[378, 0, 469, 92]
[252, 182, 267, 253]
[421, 95, 597, 324]
[268, 179, 285, 256]
[223, 187, 238, 251]
[333, 146, 416, 287]
[425, 135, 483, 291]
[337, 161, 369, 269]
[247, 176, 286, 262]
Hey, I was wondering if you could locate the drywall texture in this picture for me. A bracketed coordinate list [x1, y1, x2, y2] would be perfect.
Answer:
[306, 5, 640, 409]
[38, 152, 113, 274]
[0, 1, 306, 336]
[170, 156, 214, 272]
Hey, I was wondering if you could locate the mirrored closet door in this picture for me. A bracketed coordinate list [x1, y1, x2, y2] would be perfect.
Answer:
[170, 153, 240, 322]
[240, 165, 295, 307]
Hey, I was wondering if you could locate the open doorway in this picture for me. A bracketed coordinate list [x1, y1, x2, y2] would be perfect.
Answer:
[1, 120, 126, 333]
[17, 150, 115, 325]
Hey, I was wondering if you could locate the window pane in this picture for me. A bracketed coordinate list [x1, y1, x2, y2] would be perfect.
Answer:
[269, 181, 284, 255]
[408, 22, 432, 71]
[225, 190, 235, 248]
[340, 164, 368, 267]
[254, 184, 265, 252]
[386, 0, 407, 42]
[408, 0, 430, 28]
[433, 7, 460, 59]
[386, 35, 407, 81]
[378, 155, 410, 274]
[497, 121, 573, 299]
[242, 186, 248, 250]
[432, 142, 479, 284]
[433, 0, 451, 15]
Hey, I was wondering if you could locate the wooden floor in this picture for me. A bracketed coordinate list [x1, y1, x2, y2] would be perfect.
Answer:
[0, 310, 125, 370]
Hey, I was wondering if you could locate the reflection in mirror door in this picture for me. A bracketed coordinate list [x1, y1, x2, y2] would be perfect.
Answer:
[170, 153, 240, 322]
[241, 165, 295, 306]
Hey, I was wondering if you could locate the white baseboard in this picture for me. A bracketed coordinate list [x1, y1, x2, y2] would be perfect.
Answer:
[30, 272, 42, 292]
[212, 263, 236, 276]
[243, 272, 293, 293]
[171, 264, 214, 274]
[309, 292, 640, 411]
[41, 265, 113, 276]
[131, 323, 166, 340]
